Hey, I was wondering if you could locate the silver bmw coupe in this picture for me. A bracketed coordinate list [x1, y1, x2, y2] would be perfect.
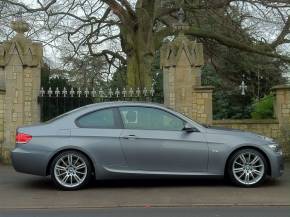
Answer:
[12, 102, 284, 190]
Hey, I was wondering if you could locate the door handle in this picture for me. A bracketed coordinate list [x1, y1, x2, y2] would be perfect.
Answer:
[122, 135, 138, 140]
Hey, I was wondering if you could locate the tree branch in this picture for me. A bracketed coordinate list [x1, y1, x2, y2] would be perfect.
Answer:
[185, 27, 290, 62]
[101, 0, 129, 21]
[88, 42, 126, 64]
[155, 8, 178, 19]
[271, 16, 290, 48]
[117, 0, 136, 18]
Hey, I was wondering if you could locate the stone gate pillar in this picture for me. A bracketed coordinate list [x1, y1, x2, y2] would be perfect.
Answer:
[0, 20, 42, 163]
[272, 85, 290, 155]
[161, 27, 214, 125]
[272, 85, 290, 125]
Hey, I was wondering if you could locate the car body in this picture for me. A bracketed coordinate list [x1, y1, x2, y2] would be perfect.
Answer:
[12, 102, 284, 190]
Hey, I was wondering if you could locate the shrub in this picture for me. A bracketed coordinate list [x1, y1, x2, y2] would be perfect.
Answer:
[251, 95, 274, 119]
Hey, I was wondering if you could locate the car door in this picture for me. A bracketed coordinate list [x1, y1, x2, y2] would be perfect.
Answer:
[71, 107, 127, 171]
[118, 106, 209, 173]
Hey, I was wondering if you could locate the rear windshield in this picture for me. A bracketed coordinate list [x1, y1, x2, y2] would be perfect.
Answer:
[45, 106, 85, 123]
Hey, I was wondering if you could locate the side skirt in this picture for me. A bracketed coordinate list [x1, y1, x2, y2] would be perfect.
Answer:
[103, 167, 223, 177]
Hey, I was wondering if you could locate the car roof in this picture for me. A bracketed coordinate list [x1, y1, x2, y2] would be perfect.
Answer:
[79, 101, 166, 110]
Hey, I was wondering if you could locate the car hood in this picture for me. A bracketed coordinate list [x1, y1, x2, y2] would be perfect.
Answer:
[204, 126, 272, 144]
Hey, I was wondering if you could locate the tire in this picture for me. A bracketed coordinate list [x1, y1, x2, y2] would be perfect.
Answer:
[50, 150, 92, 190]
[227, 148, 268, 187]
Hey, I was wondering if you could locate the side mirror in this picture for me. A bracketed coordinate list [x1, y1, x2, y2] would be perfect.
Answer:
[182, 123, 198, 133]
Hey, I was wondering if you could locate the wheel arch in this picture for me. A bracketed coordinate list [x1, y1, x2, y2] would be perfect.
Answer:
[46, 148, 96, 176]
[224, 145, 271, 177]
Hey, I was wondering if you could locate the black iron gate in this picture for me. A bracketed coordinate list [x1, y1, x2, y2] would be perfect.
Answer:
[38, 87, 163, 122]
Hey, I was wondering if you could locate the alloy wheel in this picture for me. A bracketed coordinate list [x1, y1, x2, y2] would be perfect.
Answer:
[54, 153, 88, 188]
[232, 151, 265, 186]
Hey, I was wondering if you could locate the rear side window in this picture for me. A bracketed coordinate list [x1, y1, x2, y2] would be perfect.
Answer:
[76, 108, 116, 129]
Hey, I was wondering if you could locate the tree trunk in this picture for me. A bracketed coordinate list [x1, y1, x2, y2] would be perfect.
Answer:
[121, 0, 155, 89]
[126, 50, 153, 89]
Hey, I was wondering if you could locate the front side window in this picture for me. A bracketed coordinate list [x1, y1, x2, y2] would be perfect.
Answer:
[119, 106, 185, 131]
[76, 108, 116, 128]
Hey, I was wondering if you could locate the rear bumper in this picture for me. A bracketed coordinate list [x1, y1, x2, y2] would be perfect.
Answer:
[11, 146, 49, 176]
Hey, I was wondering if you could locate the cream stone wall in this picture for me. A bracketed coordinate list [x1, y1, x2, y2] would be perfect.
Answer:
[192, 87, 213, 125]
[213, 119, 280, 139]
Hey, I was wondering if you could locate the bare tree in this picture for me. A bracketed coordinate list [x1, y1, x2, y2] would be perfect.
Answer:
[62, 55, 109, 88]
[0, 1, 16, 40]
[1, 0, 289, 88]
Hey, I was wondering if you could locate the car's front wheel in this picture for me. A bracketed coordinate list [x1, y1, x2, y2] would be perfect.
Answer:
[51, 151, 92, 190]
[227, 148, 268, 187]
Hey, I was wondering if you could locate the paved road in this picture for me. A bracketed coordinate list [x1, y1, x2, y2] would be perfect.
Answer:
[0, 163, 289, 209]
[0, 207, 289, 217]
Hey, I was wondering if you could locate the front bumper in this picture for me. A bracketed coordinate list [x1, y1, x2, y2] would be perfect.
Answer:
[269, 153, 284, 178]
[11, 145, 49, 176]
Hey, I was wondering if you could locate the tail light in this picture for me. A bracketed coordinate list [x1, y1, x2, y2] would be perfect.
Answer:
[16, 133, 32, 144]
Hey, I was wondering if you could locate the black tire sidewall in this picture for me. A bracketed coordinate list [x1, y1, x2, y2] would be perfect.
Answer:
[227, 148, 268, 187]
[50, 150, 92, 190]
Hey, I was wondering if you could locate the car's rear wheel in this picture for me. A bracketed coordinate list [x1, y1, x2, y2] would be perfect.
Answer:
[227, 148, 268, 187]
[50, 150, 92, 190]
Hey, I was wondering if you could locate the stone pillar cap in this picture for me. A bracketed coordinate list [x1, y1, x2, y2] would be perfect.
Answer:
[194, 85, 215, 90]
[172, 8, 190, 36]
[11, 20, 30, 35]
[271, 84, 290, 90]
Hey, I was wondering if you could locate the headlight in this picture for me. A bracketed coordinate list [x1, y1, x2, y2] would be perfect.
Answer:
[258, 135, 274, 142]
[268, 143, 282, 153]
